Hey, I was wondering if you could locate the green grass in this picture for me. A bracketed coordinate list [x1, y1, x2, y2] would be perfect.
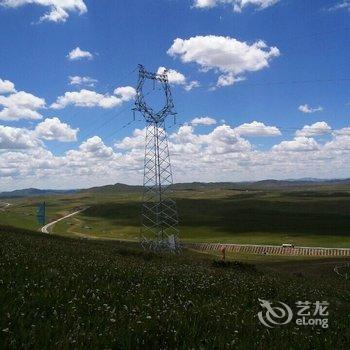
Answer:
[73, 192, 350, 247]
[3, 187, 350, 247]
[0, 227, 349, 349]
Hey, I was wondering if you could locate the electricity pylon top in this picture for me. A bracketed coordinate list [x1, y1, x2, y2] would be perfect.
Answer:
[133, 64, 176, 124]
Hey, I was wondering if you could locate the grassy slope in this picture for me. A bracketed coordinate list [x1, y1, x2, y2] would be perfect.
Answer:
[2, 187, 350, 247]
[0, 228, 349, 349]
[70, 189, 350, 247]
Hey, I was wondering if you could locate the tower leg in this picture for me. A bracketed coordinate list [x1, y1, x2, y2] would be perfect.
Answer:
[140, 121, 179, 251]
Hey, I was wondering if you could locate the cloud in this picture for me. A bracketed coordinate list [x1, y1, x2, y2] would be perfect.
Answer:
[115, 128, 145, 150]
[0, 78, 16, 94]
[272, 137, 319, 152]
[76, 136, 113, 158]
[191, 117, 217, 126]
[0, 0, 87, 23]
[324, 135, 350, 151]
[0, 117, 78, 149]
[298, 104, 323, 114]
[3, 121, 350, 190]
[117, 124, 251, 156]
[157, 67, 186, 85]
[69, 76, 97, 87]
[35, 117, 78, 142]
[67, 47, 93, 61]
[193, 0, 279, 12]
[295, 122, 332, 137]
[217, 74, 245, 87]
[184, 80, 200, 91]
[201, 125, 252, 154]
[327, 1, 350, 11]
[114, 86, 137, 101]
[169, 124, 251, 154]
[0, 125, 41, 149]
[51, 86, 136, 109]
[233, 121, 281, 137]
[334, 127, 350, 136]
[0, 91, 46, 121]
[157, 67, 200, 91]
[167, 35, 280, 87]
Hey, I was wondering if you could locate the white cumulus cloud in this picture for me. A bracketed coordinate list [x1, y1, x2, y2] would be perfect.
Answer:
[234, 121, 281, 137]
[0, 0, 87, 23]
[191, 117, 217, 126]
[334, 127, 350, 136]
[35, 117, 79, 142]
[69, 76, 97, 87]
[0, 78, 16, 94]
[167, 35, 280, 87]
[272, 137, 319, 152]
[114, 86, 137, 101]
[51, 86, 136, 109]
[295, 122, 332, 137]
[3, 121, 350, 189]
[193, 0, 279, 12]
[77, 136, 113, 158]
[157, 67, 200, 91]
[298, 104, 323, 114]
[0, 125, 41, 149]
[0, 90, 46, 121]
[67, 47, 93, 61]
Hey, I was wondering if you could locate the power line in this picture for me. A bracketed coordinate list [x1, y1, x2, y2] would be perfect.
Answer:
[78, 104, 133, 141]
[100, 67, 138, 94]
[241, 78, 350, 87]
[192, 77, 350, 91]
[78, 90, 156, 141]
[103, 119, 137, 143]
[279, 25, 350, 43]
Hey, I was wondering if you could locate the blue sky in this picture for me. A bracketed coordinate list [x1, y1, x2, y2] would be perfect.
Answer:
[1, 0, 350, 190]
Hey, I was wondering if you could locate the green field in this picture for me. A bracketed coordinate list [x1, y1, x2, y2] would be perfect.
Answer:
[2, 184, 350, 247]
[0, 227, 349, 349]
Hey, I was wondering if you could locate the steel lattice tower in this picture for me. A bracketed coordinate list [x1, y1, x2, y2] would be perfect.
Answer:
[133, 65, 180, 251]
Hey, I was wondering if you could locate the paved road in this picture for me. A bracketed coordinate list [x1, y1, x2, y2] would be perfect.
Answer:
[185, 242, 350, 257]
[41, 209, 86, 234]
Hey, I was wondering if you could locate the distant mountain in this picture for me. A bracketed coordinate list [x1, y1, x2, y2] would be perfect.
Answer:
[2, 178, 350, 198]
[242, 178, 350, 190]
[82, 179, 350, 193]
[82, 183, 143, 193]
[0, 188, 77, 198]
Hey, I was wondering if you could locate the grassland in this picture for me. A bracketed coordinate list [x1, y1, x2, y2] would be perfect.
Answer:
[1, 184, 350, 247]
[0, 227, 349, 349]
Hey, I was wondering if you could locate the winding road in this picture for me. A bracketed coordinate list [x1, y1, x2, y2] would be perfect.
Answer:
[41, 208, 86, 234]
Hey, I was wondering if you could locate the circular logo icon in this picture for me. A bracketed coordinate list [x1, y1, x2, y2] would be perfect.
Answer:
[258, 298, 293, 328]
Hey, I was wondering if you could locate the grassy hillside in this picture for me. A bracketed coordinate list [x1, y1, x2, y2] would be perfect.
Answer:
[0, 227, 349, 349]
[74, 189, 350, 247]
[2, 185, 350, 247]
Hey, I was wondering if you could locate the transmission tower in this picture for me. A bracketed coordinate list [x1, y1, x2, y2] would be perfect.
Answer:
[36, 201, 46, 225]
[133, 65, 180, 251]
